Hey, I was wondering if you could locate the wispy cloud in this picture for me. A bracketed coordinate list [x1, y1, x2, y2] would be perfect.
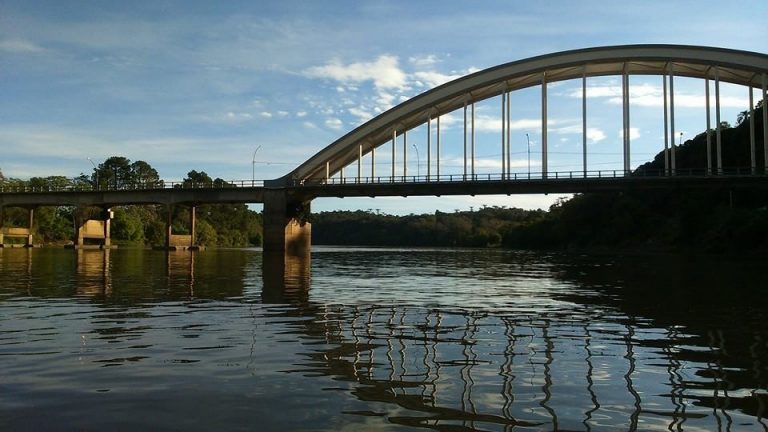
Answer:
[304, 55, 408, 90]
[325, 117, 343, 130]
[0, 38, 45, 53]
[568, 83, 749, 108]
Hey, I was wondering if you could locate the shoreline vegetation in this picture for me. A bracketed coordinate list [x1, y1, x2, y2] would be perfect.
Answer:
[2, 105, 766, 253]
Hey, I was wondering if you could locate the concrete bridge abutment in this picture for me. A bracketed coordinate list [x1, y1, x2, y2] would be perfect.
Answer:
[72, 207, 114, 249]
[262, 189, 312, 295]
[157, 204, 204, 251]
[0, 206, 35, 247]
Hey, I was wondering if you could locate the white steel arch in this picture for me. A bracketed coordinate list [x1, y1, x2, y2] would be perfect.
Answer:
[272, 45, 768, 186]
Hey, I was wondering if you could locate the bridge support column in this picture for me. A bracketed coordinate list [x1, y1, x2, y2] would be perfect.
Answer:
[262, 190, 311, 295]
[158, 205, 202, 251]
[73, 207, 113, 249]
[0, 206, 36, 248]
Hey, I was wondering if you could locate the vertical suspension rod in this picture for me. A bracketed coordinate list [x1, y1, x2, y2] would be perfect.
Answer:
[427, 116, 432, 180]
[471, 102, 476, 178]
[392, 130, 396, 179]
[705, 69, 712, 174]
[763, 73, 768, 172]
[663, 67, 669, 175]
[622, 64, 630, 174]
[371, 145, 376, 179]
[749, 78, 756, 174]
[582, 66, 587, 177]
[715, 66, 722, 174]
[501, 90, 506, 179]
[542, 72, 548, 178]
[437, 116, 441, 179]
[506, 88, 511, 176]
[463, 102, 468, 179]
[669, 63, 676, 175]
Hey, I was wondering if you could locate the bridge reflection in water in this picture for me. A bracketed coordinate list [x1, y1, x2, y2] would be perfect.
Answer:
[3, 248, 765, 430]
[261, 253, 767, 431]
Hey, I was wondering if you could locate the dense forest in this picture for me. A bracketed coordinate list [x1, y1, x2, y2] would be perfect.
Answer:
[2, 105, 766, 252]
[0, 157, 262, 247]
[501, 104, 768, 253]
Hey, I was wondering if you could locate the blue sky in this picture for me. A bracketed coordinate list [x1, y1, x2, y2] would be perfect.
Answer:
[2, 1, 766, 214]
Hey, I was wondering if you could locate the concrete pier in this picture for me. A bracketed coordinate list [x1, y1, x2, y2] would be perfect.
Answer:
[155, 205, 204, 251]
[71, 207, 115, 249]
[0, 207, 36, 248]
[262, 189, 311, 295]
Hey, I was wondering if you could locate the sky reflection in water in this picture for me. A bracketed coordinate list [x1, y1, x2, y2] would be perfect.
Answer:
[0, 247, 766, 431]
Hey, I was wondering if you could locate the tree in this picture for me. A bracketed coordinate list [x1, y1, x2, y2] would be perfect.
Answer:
[736, 110, 749, 125]
[183, 170, 213, 187]
[130, 160, 161, 187]
[96, 156, 133, 189]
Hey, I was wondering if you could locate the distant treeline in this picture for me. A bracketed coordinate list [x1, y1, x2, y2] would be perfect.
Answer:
[312, 207, 544, 247]
[0, 158, 262, 247]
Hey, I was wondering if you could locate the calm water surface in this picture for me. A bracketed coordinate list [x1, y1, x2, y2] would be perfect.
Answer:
[0, 247, 766, 431]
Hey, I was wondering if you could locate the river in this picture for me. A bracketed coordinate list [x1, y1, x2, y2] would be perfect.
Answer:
[0, 247, 766, 431]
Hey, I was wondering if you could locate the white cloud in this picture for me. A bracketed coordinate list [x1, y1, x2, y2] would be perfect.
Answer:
[552, 125, 606, 143]
[296, 111, 307, 118]
[302, 121, 317, 129]
[587, 128, 606, 143]
[348, 107, 373, 123]
[473, 116, 549, 133]
[570, 83, 749, 108]
[618, 127, 641, 140]
[409, 54, 439, 67]
[0, 38, 45, 53]
[224, 111, 253, 121]
[325, 117, 343, 130]
[277, 111, 289, 117]
[412, 71, 463, 88]
[304, 55, 407, 90]
[259, 111, 273, 118]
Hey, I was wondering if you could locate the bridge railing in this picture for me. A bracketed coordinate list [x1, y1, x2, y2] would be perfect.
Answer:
[295, 167, 767, 186]
[0, 179, 266, 194]
[1, 167, 765, 193]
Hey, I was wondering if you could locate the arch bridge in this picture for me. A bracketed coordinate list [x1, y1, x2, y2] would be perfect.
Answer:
[264, 44, 768, 267]
[2, 45, 768, 262]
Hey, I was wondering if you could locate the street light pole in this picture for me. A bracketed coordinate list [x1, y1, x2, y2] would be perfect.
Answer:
[412, 143, 420, 178]
[87, 157, 98, 190]
[252, 145, 262, 185]
[526, 133, 531, 175]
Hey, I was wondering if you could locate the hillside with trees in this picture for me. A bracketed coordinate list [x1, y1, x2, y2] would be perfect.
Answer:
[502, 104, 768, 253]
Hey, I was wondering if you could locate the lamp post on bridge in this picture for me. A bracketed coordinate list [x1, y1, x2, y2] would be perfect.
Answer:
[526, 133, 531, 176]
[412, 143, 420, 178]
[252, 145, 262, 186]
[87, 157, 98, 190]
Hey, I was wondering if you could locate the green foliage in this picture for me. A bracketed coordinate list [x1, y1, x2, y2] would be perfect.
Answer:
[505, 103, 768, 253]
[112, 207, 146, 243]
[312, 207, 542, 247]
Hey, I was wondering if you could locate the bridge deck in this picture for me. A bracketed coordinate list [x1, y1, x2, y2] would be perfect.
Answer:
[1, 172, 766, 207]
